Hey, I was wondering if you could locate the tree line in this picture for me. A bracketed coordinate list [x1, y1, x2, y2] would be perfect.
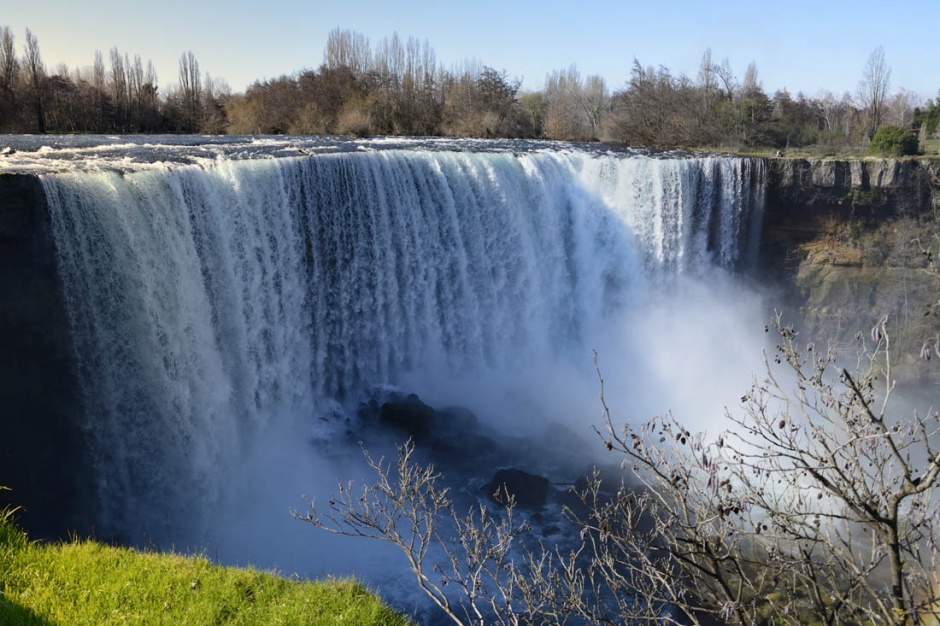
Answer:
[0, 27, 227, 134]
[2, 25, 937, 153]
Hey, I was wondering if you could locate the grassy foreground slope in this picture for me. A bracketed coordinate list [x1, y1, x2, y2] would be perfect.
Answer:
[0, 509, 410, 625]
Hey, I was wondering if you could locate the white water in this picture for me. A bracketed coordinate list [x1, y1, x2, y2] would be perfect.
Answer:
[41, 144, 767, 584]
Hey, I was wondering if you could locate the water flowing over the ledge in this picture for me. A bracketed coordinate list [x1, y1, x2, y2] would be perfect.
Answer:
[40, 145, 764, 541]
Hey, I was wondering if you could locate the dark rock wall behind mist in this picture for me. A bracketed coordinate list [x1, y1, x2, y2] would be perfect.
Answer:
[0, 174, 93, 537]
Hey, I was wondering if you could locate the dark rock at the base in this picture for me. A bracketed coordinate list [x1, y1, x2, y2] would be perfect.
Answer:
[426, 405, 494, 460]
[356, 398, 381, 423]
[484, 467, 550, 509]
[429, 432, 499, 463]
[435, 405, 479, 434]
[379, 393, 436, 440]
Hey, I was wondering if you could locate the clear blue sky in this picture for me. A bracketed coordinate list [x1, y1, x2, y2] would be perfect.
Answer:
[5, 0, 939, 101]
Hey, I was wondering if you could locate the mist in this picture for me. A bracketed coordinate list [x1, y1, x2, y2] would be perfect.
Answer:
[193, 268, 773, 589]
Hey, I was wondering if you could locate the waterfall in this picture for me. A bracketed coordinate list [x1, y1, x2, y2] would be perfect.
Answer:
[41, 146, 764, 542]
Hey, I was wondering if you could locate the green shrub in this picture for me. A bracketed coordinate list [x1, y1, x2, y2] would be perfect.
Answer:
[869, 124, 919, 156]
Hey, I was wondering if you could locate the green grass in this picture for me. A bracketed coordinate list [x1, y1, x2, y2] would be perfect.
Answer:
[0, 507, 411, 626]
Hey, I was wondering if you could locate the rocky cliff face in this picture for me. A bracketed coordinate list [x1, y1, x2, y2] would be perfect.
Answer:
[0, 174, 93, 537]
[769, 156, 940, 192]
[761, 157, 940, 381]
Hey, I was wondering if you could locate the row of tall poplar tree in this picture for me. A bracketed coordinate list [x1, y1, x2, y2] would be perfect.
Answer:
[2, 25, 938, 151]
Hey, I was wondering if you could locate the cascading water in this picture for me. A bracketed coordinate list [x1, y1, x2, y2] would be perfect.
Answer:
[39, 142, 765, 561]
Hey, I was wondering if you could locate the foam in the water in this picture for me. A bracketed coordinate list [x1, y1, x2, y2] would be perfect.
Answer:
[39, 141, 767, 582]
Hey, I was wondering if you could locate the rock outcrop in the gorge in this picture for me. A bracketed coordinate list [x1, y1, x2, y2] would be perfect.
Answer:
[0, 174, 93, 537]
[761, 157, 940, 381]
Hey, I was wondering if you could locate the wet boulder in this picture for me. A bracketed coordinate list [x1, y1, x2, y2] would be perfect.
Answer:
[379, 393, 436, 440]
[484, 467, 549, 509]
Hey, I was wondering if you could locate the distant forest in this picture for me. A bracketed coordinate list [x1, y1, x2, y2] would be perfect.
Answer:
[1, 25, 939, 152]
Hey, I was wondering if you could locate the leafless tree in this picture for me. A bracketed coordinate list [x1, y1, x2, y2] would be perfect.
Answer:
[577, 74, 609, 140]
[740, 61, 761, 98]
[713, 57, 737, 101]
[817, 90, 841, 133]
[297, 441, 546, 625]
[442, 63, 523, 138]
[22, 27, 45, 132]
[177, 50, 201, 132]
[596, 314, 940, 624]
[604, 59, 701, 147]
[91, 49, 108, 128]
[109, 47, 129, 130]
[0, 26, 19, 131]
[0, 26, 17, 102]
[696, 49, 735, 110]
[698, 48, 716, 114]
[200, 73, 230, 134]
[303, 314, 940, 625]
[324, 27, 372, 77]
[543, 65, 603, 141]
[858, 46, 892, 139]
[298, 438, 686, 625]
[886, 87, 919, 129]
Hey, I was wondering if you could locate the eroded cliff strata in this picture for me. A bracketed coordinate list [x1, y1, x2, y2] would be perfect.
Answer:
[762, 157, 940, 381]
